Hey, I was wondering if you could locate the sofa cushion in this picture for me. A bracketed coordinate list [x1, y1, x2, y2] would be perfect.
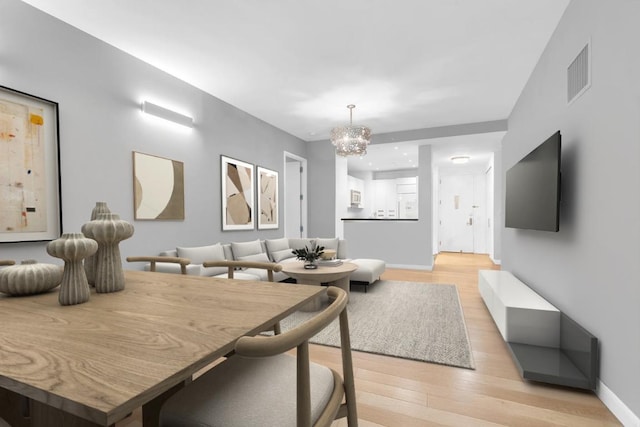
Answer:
[221, 244, 234, 261]
[265, 237, 289, 257]
[238, 252, 271, 264]
[288, 238, 315, 251]
[231, 239, 263, 259]
[177, 244, 225, 265]
[315, 237, 339, 251]
[159, 249, 178, 257]
[271, 248, 295, 263]
[350, 258, 386, 284]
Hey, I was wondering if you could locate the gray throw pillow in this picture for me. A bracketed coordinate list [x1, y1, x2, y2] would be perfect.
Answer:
[315, 238, 339, 251]
[271, 248, 295, 262]
[231, 239, 263, 259]
[288, 238, 315, 251]
[176, 244, 225, 264]
[238, 252, 271, 264]
[265, 237, 290, 253]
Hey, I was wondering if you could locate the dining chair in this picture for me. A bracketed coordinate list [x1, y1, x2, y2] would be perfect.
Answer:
[126, 256, 191, 275]
[159, 286, 357, 427]
[203, 259, 283, 282]
[204, 259, 284, 335]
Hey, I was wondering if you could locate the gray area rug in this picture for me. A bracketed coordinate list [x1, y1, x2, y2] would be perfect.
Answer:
[280, 280, 475, 369]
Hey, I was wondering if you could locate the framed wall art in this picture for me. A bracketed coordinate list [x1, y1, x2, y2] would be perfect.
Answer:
[0, 86, 61, 242]
[257, 166, 278, 229]
[132, 151, 185, 220]
[221, 155, 254, 230]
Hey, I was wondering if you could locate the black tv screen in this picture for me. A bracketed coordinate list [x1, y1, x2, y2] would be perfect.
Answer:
[505, 131, 561, 232]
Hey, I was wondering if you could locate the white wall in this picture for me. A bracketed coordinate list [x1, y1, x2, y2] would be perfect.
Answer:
[0, 1, 307, 263]
[501, 1, 640, 422]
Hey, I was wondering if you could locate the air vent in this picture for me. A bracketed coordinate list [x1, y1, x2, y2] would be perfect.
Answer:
[567, 42, 591, 104]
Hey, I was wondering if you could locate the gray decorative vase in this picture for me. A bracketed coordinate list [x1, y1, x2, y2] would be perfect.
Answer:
[85, 201, 111, 285]
[0, 259, 63, 296]
[46, 233, 98, 306]
[81, 213, 134, 294]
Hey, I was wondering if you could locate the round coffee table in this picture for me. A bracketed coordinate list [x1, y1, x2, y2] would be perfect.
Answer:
[281, 261, 357, 311]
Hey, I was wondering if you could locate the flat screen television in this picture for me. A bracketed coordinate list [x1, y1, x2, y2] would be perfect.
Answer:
[505, 131, 561, 232]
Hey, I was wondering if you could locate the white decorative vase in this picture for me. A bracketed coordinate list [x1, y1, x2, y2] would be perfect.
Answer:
[46, 233, 98, 306]
[0, 259, 63, 296]
[81, 213, 134, 294]
[85, 201, 111, 285]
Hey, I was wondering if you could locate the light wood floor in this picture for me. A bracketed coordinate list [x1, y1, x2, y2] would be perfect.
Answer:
[117, 253, 621, 426]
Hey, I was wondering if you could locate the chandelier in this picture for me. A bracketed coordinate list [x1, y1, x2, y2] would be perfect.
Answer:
[330, 104, 372, 156]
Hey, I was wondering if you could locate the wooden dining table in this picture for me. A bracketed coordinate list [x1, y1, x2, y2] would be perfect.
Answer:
[0, 270, 324, 427]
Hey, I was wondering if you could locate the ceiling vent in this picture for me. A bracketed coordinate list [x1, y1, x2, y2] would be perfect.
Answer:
[567, 42, 591, 104]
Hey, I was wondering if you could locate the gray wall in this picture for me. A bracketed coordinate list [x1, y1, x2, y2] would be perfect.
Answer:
[501, 0, 639, 420]
[344, 145, 433, 268]
[306, 140, 337, 237]
[0, 0, 307, 263]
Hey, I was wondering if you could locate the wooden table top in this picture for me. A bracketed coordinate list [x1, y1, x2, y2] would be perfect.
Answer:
[281, 261, 358, 279]
[0, 270, 323, 425]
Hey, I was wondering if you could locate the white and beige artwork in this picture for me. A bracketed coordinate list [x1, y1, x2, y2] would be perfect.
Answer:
[133, 152, 185, 220]
[0, 97, 48, 235]
[257, 166, 278, 229]
[221, 156, 254, 230]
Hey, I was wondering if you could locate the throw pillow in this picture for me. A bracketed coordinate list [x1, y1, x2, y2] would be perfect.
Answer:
[315, 237, 339, 251]
[176, 244, 225, 265]
[238, 252, 271, 264]
[231, 239, 263, 260]
[271, 248, 295, 263]
[265, 237, 289, 253]
[288, 238, 315, 251]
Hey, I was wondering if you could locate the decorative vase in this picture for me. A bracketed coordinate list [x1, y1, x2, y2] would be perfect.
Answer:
[0, 259, 64, 296]
[85, 202, 111, 285]
[304, 260, 318, 270]
[81, 213, 134, 293]
[46, 233, 98, 306]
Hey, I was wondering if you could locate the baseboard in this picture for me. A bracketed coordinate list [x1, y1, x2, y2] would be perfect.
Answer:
[490, 256, 501, 265]
[598, 380, 639, 426]
[386, 263, 433, 271]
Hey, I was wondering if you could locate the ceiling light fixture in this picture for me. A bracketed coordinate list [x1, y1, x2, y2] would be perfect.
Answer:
[330, 104, 371, 157]
[451, 156, 471, 164]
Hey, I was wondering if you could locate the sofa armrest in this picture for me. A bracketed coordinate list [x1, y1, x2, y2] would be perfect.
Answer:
[337, 239, 348, 259]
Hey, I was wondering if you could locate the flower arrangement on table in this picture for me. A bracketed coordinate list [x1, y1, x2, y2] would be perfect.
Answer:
[291, 245, 325, 269]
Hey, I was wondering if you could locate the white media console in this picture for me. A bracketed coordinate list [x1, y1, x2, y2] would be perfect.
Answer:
[478, 270, 598, 390]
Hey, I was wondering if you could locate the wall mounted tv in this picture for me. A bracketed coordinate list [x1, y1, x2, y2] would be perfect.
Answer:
[505, 131, 561, 232]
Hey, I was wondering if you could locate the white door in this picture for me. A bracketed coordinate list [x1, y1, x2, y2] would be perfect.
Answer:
[439, 175, 474, 252]
[472, 174, 487, 254]
[285, 160, 302, 237]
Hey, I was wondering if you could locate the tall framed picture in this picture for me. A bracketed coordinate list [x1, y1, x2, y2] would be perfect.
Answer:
[257, 166, 278, 229]
[221, 155, 254, 230]
[0, 86, 61, 242]
[132, 151, 185, 220]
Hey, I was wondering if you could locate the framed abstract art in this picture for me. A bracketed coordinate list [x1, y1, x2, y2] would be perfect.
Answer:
[221, 155, 254, 230]
[0, 86, 61, 242]
[132, 151, 185, 220]
[257, 166, 278, 229]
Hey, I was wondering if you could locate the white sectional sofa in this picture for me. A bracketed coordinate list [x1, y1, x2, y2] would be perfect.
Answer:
[150, 237, 385, 286]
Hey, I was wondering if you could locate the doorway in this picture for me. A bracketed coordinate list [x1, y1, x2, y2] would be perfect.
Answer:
[438, 174, 487, 253]
[283, 152, 307, 238]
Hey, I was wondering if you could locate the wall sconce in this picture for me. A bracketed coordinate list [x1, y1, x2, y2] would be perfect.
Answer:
[141, 101, 194, 128]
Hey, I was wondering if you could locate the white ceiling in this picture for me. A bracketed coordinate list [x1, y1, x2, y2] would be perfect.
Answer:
[21, 0, 569, 171]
